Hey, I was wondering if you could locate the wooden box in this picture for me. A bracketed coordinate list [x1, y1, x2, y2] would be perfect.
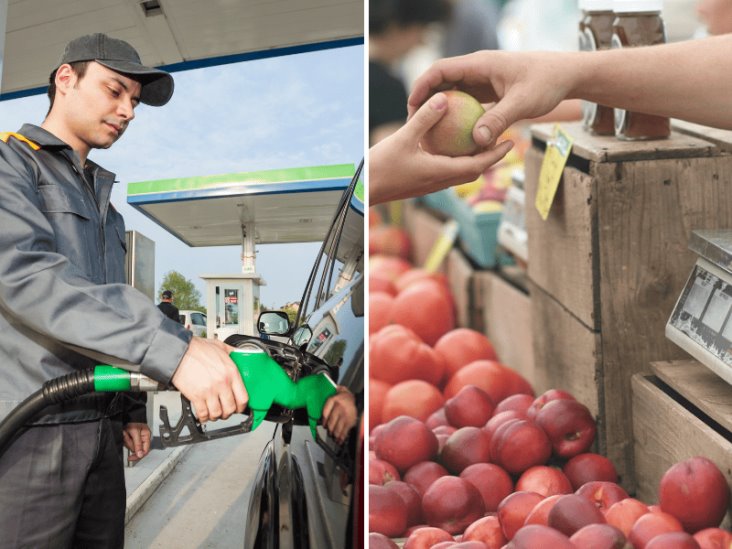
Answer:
[632, 360, 732, 528]
[473, 269, 535, 385]
[525, 121, 732, 489]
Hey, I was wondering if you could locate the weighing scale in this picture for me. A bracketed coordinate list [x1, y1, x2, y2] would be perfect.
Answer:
[666, 229, 732, 386]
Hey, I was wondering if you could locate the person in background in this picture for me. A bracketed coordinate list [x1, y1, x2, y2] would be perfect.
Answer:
[158, 289, 181, 323]
[369, 0, 451, 144]
[370, 34, 732, 204]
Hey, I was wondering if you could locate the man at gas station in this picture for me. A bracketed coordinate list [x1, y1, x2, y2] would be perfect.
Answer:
[0, 32, 316, 547]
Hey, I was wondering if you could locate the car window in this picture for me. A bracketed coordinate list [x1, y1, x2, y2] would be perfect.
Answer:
[180, 314, 187, 324]
[191, 312, 204, 326]
[298, 161, 364, 325]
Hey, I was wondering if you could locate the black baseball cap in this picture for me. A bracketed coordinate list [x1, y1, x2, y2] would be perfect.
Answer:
[162, 290, 173, 299]
[55, 33, 174, 106]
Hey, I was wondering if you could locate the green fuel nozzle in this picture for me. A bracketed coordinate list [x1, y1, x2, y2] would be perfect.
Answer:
[231, 349, 337, 439]
[92, 348, 337, 442]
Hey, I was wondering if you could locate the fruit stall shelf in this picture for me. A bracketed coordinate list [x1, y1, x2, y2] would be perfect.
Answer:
[524, 121, 732, 491]
[632, 359, 732, 529]
[419, 189, 512, 269]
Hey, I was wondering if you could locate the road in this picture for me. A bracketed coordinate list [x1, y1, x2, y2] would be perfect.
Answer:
[124, 417, 276, 549]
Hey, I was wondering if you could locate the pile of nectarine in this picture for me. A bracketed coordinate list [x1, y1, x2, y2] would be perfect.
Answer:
[368, 215, 731, 548]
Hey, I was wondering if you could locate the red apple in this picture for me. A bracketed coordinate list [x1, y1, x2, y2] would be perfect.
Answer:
[570, 523, 630, 549]
[535, 399, 596, 458]
[433, 328, 498, 382]
[605, 498, 650, 537]
[445, 385, 496, 428]
[433, 425, 457, 437]
[403, 461, 449, 497]
[422, 476, 486, 534]
[460, 463, 514, 513]
[523, 494, 563, 526]
[527, 389, 576, 421]
[497, 491, 545, 540]
[385, 480, 423, 527]
[490, 419, 552, 474]
[370, 458, 400, 485]
[576, 481, 629, 512]
[646, 532, 700, 549]
[375, 416, 439, 473]
[516, 465, 573, 497]
[628, 511, 684, 549]
[403, 526, 454, 549]
[548, 494, 607, 536]
[658, 456, 731, 533]
[370, 484, 408, 537]
[426, 407, 449, 429]
[462, 515, 507, 548]
[440, 426, 492, 474]
[494, 394, 535, 417]
[507, 524, 575, 548]
[563, 453, 618, 490]
[368, 532, 400, 549]
[693, 527, 732, 549]
[645, 532, 701, 549]
[483, 411, 527, 445]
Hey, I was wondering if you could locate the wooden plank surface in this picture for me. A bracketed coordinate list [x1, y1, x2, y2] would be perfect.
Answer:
[474, 270, 535, 384]
[531, 121, 718, 163]
[529, 281, 601, 425]
[525, 147, 599, 329]
[445, 248, 474, 328]
[596, 154, 732, 492]
[650, 359, 732, 434]
[402, 200, 447, 270]
[632, 374, 732, 529]
[672, 119, 732, 152]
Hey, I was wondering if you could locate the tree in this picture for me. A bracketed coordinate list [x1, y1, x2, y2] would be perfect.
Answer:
[159, 271, 203, 311]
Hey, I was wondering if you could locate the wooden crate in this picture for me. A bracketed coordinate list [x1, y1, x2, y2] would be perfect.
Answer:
[632, 361, 732, 528]
[525, 121, 732, 490]
[473, 269, 535, 385]
[445, 248, 474, 328]
[402, 200, 447, 269]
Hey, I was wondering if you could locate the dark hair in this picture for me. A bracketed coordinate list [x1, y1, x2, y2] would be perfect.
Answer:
[370, 0, 451, 35]
[46, 60, 91, 114]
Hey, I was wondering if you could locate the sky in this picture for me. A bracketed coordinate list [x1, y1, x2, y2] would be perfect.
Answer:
[0, 45, 364, 309]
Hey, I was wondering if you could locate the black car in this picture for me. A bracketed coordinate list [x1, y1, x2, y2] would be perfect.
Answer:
[228, 160, 364, 549]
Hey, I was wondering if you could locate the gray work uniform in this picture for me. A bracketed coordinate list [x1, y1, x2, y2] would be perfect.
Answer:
[0, 125, 191, 548]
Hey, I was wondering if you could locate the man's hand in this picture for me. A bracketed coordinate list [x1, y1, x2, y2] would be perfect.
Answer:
[370, 91, 514, 204]
[123, 422, 151, 462]
[321, 386, 358, 445]
[171, 337, 248, 423]
[408, 50, 577, 149]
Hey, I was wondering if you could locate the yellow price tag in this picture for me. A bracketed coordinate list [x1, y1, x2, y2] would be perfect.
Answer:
[535, 125, 574, 221]
[424, 220, 459, 273]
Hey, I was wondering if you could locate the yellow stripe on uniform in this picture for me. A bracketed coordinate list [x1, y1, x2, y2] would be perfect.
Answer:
[0, 132, 40, 151]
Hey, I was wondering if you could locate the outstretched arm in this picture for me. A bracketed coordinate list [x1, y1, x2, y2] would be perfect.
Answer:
[408, 35, 732, 149]
[369, 92, 514, 205]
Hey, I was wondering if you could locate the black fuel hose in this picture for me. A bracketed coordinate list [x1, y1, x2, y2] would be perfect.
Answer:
[0, 369, 96, 458]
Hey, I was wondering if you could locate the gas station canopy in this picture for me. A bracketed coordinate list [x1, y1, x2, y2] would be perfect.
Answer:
[127, 163, 356, 246]
[0, 0, 363, 100]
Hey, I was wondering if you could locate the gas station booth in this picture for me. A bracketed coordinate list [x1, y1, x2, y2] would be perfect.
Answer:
[126, 163, 356, 340]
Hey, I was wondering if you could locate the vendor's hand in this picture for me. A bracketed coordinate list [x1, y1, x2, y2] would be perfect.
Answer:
[123, 422, 151, 462]
[408, 50, 577, 149]
[171, 337, 248, 423]
[321, 386, 357, 445]
[370, 92, 514, 204]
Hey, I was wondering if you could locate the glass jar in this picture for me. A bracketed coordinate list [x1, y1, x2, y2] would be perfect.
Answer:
[612, 0, 670, 140]
[579, 0, 616, 135]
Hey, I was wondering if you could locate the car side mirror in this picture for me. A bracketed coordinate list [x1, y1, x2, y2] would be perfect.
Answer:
[257, 311, 291, 336]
